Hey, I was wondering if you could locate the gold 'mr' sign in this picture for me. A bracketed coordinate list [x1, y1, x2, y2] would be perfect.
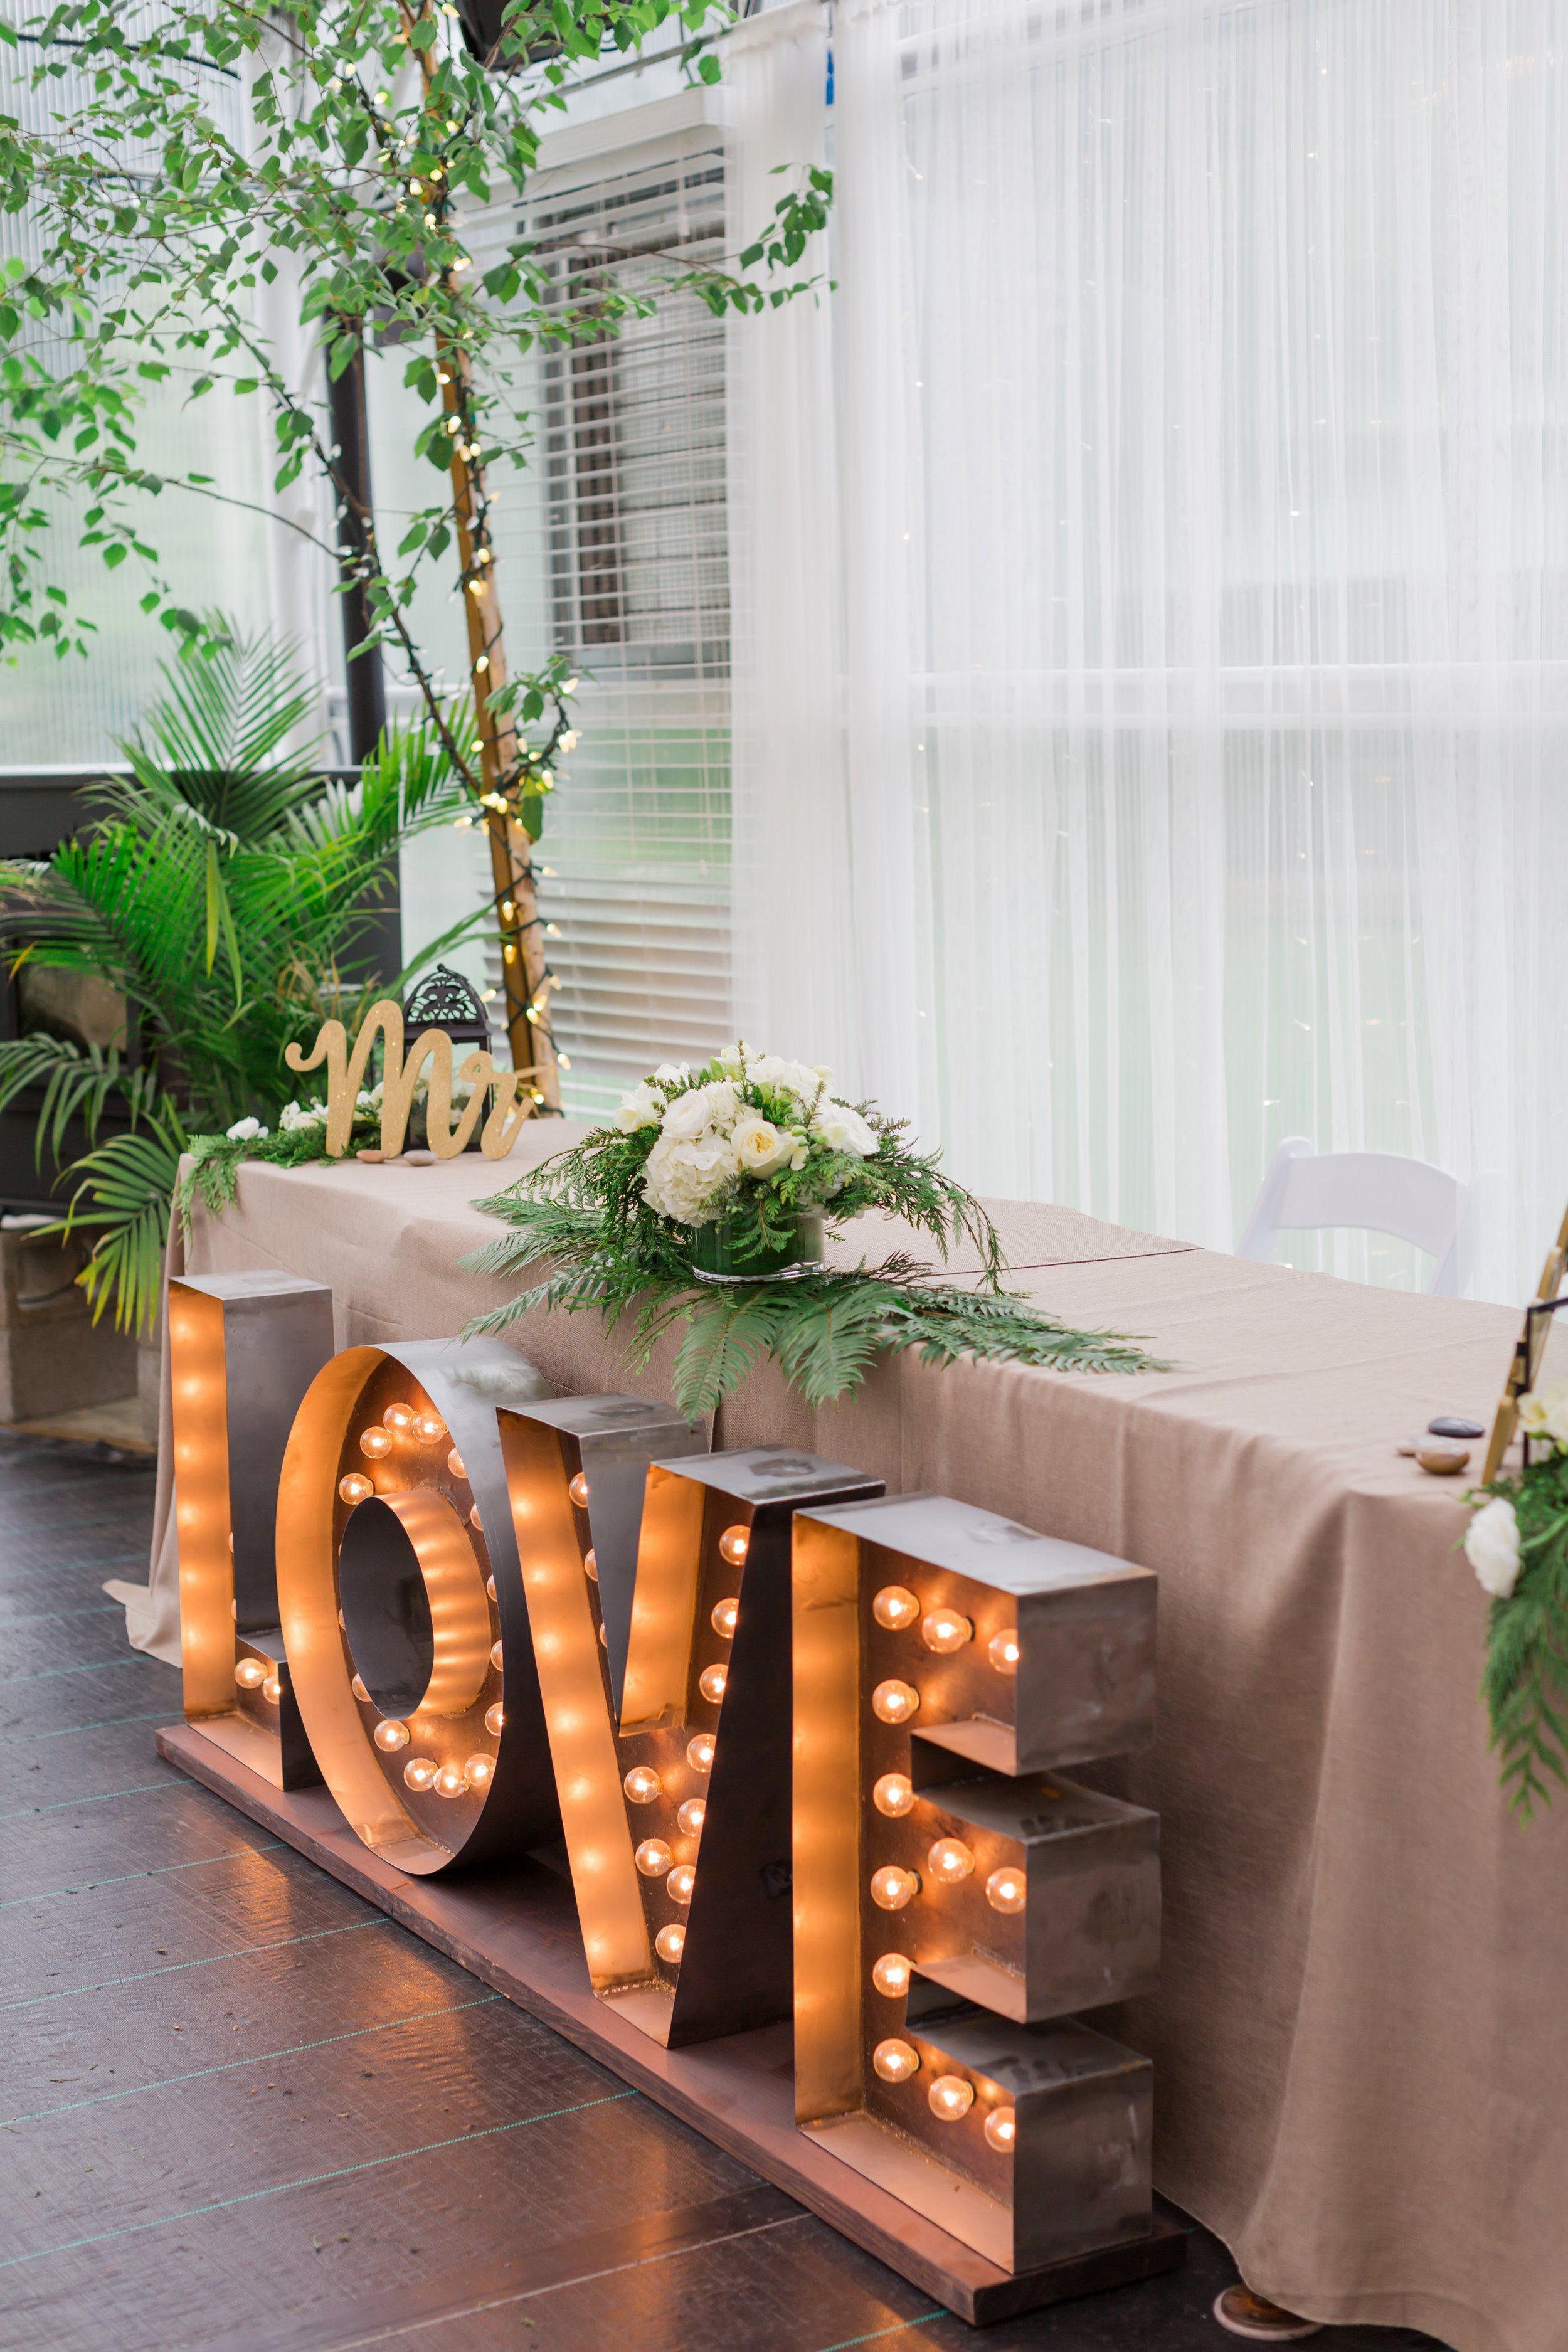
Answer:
[285, 998, 534, 1161]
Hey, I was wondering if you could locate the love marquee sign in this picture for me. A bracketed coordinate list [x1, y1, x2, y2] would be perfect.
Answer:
[162, 1274, 1184, 2322]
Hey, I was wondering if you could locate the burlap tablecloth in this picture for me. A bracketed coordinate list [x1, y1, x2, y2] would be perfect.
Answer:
[116, 1127, 1565, 2352]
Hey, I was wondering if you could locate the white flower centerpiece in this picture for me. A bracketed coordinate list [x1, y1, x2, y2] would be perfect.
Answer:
[618, 1046, 880, 1281]
[464, 1041, 1162, 1417]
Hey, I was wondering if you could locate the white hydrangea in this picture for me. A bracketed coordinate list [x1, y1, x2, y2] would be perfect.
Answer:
[1465, 1496, 1522, 1599]
[225, 1115, 268, 1142]
[812, 1098, 878, 1157]
[643, 1133, 736, 1225]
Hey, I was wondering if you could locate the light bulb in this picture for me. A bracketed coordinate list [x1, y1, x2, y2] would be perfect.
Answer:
[655, 1924, 685, 1963]
[872, 2038, 919, 2083]
[234, 1658, 266, 1690]
[484, 1702, 505, 1737]
[929, 2075, 974, 2121]
[433, 1762, 468, 1799]
[359, 1427, 393, 1459]
[382, 1402, 415, 1434]
[872, 1585, 920, 1631]
[583, 1549, 598, 1582]
[921, 1606, 972, 1654]
[985, 1865, 1027, 1914]
[872, 1679, 919, 1725]
[872, 1772, 914, 1817]
[871, 1865, 919, 1910]
[686, 1734, 714, 1773]
[490, 1640, 504, 1670]
[635, 1839, 672, 1877]
[710, 1597, 738, 1638]
[698, 1665, 727, 1705]
[667, 1864, 695, 1902]
[464, 1753, 494, 1789]
[568, 1472, 589, 1507]
[412, 1410, 446, 1442]
[988, 1628, 1020, 1676]
[351, 1674, 370, 1703]
[984, 2105, 1017, 2152]
[718, 1525, 749, 1566]
[469, 1502, 484, 1532]
[338, 1472, 373, 1505]
[447, 1447, 467, 1481]
[261, 1674, 283, 1703]
[623, 1766, 663, 1804]
[374, 1719, 410, 1752]
[403, 1756, 438, 1791]
[677, 1798, 706, 1837]
[928, 1837, 975, 1883]
[871, 1952, 911, 1998]
[486, 1575, 497, 1602]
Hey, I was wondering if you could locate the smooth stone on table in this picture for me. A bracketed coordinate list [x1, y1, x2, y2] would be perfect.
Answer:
[1415, 1442, 1471, 1476]
[1428, 1415, 1486, 1440]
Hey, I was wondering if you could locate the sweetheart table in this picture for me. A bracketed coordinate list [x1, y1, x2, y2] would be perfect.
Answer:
[117, 1124, 1565, 2351]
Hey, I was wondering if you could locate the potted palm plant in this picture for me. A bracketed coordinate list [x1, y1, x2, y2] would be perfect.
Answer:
[0, 621, 485, 1353]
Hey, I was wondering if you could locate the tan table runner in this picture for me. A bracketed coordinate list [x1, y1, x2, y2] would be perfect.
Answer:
[121, 1133, 1564, 2352]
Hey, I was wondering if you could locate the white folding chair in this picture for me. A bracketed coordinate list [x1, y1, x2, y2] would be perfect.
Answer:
[1237, 1137, 1485, 1298]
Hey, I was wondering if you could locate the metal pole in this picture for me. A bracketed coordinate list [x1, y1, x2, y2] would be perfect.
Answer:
[326, 336, 388, 764]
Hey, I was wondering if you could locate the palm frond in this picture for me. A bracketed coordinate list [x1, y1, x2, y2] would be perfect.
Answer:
[102, 622, 326, 845]
[53, 1110, 187, 1335]
[0, 1036, 156, 1164]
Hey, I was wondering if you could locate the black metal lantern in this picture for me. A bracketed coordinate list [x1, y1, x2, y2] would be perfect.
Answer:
[401, 965, 495, 1152]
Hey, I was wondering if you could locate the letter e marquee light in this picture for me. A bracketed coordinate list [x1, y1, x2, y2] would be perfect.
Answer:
[792, 1492, 1165, 2279]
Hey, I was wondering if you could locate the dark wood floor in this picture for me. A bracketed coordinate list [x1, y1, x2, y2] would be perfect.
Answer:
[0, 1431, 1449, 2352]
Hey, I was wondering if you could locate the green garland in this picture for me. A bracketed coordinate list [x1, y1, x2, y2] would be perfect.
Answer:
[1469, 1443, 1568, 1820]
[460, 1119, 1165, 1418]
[174, 1106, 381, 1235]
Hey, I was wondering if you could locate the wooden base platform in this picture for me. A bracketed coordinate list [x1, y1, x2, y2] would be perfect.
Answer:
[156, 1721, 1186, 2326]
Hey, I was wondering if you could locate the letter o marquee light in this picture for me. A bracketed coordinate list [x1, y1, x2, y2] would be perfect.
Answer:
[275, 1337, 561, 1873]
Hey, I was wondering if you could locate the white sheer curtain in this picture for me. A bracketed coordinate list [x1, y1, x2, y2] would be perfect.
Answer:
[726, 1, 861, 1077]
[731, 0, 1568, 1300]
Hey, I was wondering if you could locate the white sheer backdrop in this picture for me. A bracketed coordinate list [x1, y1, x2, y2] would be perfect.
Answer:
[731, 0, 1568, 1300]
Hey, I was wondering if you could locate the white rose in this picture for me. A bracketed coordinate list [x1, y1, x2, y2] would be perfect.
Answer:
[643, 1133, 736, 1226]
[226, 1115, 268, 1142]
[1522, 1383, 1568, 1448]
[1465, 1496, 1522, 1599]
[661, 1079, 738, 1142]
[613, 1081, 665, 1133]
[713, 1041, 747, 1078]
[653, 1061, 691, 1086]
[731, 1115, 793, 1177]
[812, 1099, 878, 1157]
[744, 1054, 824, 1106]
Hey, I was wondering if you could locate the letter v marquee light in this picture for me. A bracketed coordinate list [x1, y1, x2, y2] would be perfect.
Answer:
[499, 1438, 882, 2047]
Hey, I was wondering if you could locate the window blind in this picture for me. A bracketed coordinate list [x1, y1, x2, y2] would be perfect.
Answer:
[471, 111, 736, 1116]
